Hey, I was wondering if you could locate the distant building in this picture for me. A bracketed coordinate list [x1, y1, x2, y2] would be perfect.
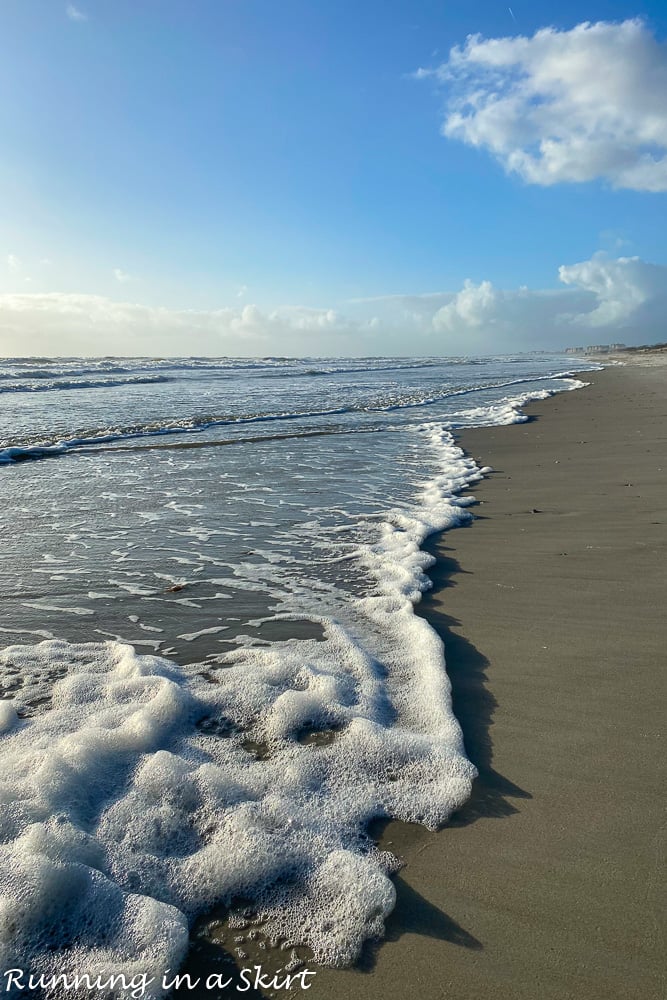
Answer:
[565, 344, 626, 354]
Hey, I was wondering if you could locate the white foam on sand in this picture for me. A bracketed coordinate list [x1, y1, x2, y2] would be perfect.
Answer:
[0, 424, 487, 996]
[451, 378, 588, 428]
[0, 386, 587, 995]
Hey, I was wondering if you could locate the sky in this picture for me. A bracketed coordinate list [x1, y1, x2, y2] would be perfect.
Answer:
[1, 0, 666, 357]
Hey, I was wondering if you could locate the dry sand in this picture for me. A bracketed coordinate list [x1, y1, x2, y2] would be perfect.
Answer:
[308, 362, 666, 1000]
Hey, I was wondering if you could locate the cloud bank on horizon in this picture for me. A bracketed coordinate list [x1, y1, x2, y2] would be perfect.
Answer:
[1, 254, 664, 357]
[418, 18, 667, 191]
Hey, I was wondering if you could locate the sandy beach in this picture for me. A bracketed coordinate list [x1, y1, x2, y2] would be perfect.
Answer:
[308, 360, 666, 1000]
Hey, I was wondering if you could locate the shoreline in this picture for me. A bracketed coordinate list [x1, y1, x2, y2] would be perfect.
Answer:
[308, 361, 665, 999]
[4, 359, 664, 997]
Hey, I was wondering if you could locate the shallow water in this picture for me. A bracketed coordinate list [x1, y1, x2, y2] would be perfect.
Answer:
[0, 354, 596, 996]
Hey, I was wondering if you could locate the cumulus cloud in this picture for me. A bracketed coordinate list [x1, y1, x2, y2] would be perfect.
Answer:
[113, 268, 134, 283]
[0, 255, 664, 356]
[6, 254, 20, 272]
[432, 279, 497, 332]
[347, 254, 667, 350]
[66, 4, 87, 21]
[418, 19, 667, 191]
[558, 254, 666, 326]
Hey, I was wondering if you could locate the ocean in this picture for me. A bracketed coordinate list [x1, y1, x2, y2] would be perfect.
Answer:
[0, 355, 596, 994]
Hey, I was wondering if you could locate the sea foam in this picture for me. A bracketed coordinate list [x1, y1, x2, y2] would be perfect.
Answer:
[0, 427, 484, 997]
[0, 372, 585, 465]
[0, 365, 595, 996]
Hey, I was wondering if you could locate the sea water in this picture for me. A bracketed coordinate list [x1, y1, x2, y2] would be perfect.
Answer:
[0, 355, 596, 995]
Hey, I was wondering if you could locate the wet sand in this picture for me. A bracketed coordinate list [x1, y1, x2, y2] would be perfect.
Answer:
[309, 362, 666, 1000]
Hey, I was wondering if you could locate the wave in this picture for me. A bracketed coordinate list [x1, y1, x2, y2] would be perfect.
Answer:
[0, 366, 133, 380]
[0, 357, 450, 382]
[0, 423, 482, 985]
[0, 374, 172, 394]
[0, 368, 594, 984]
[0, 372, 583, 465]
[253, 360, 443, 378]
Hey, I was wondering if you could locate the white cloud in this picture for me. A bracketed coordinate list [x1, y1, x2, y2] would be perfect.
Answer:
[419, 19, 667, 191]
[6, 254, 20, 272]
[0, 255, 664, 356]
[236, 285, 248, 298]
[113, 268, 134, 283]
[347, 254, 667, 350]
[432, 279, 497, 331]
[558, 253, 664, 326]
[66, 4, 88, 21]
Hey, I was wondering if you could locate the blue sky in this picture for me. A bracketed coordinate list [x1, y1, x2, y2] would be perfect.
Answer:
[1, 1, 666, 355]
